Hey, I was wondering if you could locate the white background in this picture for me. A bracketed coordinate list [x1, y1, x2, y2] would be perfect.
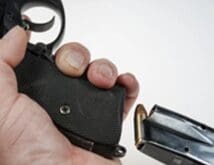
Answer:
[25, 0, 214, 164]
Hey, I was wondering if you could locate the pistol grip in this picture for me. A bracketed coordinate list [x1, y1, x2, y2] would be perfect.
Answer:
[14, 50, 126, 158]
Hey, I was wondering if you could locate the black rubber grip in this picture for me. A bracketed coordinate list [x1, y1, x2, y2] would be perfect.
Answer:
[0, 0, 126, 158]
[14, 49, 126, 158]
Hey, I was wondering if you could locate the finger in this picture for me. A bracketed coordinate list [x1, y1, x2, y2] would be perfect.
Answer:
[0, 26, 28, 112]
[0, 26, 28, 67]
[87, 59, 118, 89]
[117, 73, 139, 119]
[55, 42, 91, 77]
[22, 15, 31, 40]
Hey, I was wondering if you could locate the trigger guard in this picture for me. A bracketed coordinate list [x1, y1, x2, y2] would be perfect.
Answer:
[4, 0, 65, 52]
[22, 16, 55, 32]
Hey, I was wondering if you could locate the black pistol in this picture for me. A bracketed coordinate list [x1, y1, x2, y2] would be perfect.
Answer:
[135, 104, 214, 165]
[0, 0, 126, 158]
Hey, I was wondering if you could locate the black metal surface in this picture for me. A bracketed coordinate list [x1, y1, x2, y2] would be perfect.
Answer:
[136, 105, 214, 165]
[2, 0, 65, 52]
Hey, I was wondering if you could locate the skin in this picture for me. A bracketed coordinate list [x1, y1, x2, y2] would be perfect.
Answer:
[0, 26, 139, 165]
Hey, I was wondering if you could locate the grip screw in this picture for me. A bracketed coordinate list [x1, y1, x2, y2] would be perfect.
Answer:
[59, 105, 71, 115]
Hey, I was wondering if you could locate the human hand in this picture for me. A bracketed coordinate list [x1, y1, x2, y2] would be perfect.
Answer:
[0, 26, 139, 165]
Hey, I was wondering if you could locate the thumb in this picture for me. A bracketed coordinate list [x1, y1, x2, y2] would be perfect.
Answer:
[0, 26, 28, 67]
[0, 26, 28, 110]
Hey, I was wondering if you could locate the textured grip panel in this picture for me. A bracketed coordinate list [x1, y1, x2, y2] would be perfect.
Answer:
[14, 51, 125, 146]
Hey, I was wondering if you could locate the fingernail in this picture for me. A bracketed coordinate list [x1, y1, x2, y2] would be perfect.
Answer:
[65, 51, 85, 69]
[3, 26, 22, 40]
[97, 63, 114, 79]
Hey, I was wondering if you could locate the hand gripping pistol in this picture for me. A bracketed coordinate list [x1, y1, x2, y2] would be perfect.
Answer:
[0, 0, 126, 159]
